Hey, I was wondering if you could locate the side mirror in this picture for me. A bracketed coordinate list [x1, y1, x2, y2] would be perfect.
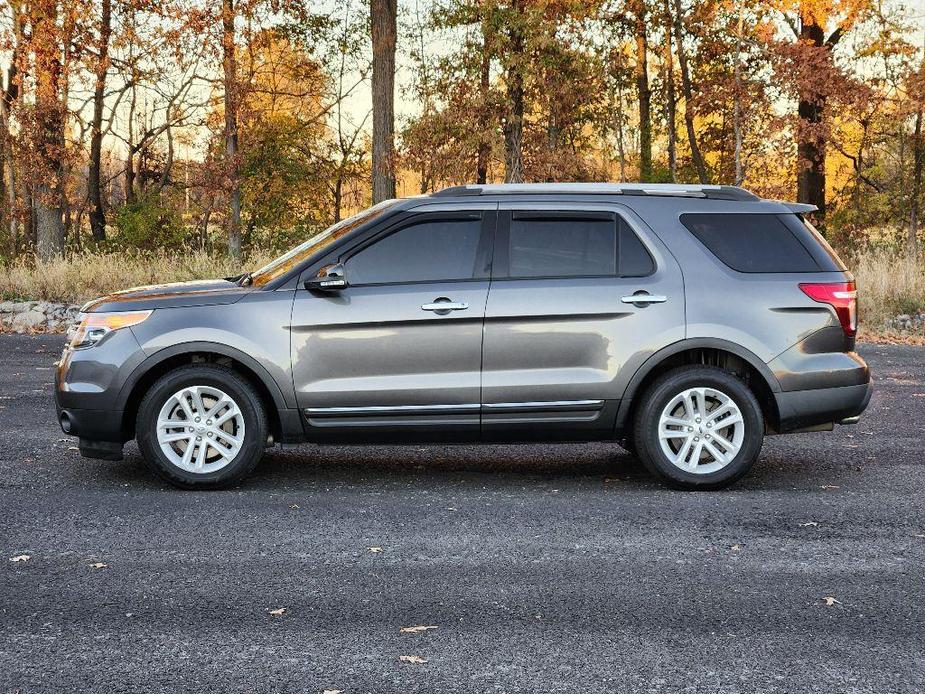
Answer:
[304, 263, 348, 292]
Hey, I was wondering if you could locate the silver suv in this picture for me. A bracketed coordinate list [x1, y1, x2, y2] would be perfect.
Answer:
[55, 183, 872, 490]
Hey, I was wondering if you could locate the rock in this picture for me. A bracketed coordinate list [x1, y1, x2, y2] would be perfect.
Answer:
[11, 309, 47, 331]
[0, 301, 33, 313]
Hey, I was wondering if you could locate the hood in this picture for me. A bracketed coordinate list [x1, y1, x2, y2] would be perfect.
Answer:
[81, 278, 254, 313]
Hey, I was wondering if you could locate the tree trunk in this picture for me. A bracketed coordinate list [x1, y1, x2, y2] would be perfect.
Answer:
[910, 105, 922, 254]
[333, 175, 343, 223]
[662, 0, 677, 182]
[125, 86, 136, 203]
[88, 0, 112, 243]
[32, 0, 65, 261]
[796, 14, 830, 218]
[671, 0, 710, 184]
[370, 0, 397, 202]
[0, 57, 16, 249]
[630, 0, 652, 182]
[503, 0, 525, 183]
[223, 0, 242, 259]
[476, 16, 491, 185]
[733, 0, 744, 185]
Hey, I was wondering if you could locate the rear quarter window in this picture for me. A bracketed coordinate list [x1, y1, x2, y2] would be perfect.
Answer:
[679, 213, 844, 273]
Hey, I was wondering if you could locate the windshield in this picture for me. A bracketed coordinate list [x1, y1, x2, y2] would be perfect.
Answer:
[248, 199, 402, 287]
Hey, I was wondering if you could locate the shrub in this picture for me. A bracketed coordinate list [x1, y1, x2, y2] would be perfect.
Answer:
[112, 196, 186, 251]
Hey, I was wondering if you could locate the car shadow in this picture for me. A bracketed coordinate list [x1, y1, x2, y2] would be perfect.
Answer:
[106, 440, 656, 490]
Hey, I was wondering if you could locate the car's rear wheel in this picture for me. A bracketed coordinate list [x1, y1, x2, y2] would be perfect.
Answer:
[136, 364, 268, 489]
[632, 366, 763, 490]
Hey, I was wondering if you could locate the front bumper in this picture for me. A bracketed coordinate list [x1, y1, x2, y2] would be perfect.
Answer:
[55, 327, 146, 454]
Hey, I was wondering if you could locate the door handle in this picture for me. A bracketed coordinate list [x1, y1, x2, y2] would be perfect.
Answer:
[421, 300, 469, 312]
[621, 293, 667, 305]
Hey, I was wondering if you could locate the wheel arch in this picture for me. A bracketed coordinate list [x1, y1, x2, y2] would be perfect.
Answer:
[616, 338, 782, 434]
[118, 342, 291, 442]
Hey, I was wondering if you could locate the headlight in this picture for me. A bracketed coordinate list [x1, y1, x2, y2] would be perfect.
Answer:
[67, 310, 153, 349]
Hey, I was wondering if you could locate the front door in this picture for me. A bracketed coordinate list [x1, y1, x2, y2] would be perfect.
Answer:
[291, 209, 495, 442]
[481, 202, 685, 440]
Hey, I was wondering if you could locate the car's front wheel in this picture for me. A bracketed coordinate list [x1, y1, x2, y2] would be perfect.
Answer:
[136, 364, 268, 489]
[632, 366, 764, 490]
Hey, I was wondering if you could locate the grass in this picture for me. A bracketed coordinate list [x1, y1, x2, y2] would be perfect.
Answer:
[851, 248, 925, 337]
[1, 247, 923, 339]
[0, 250, 276, 305]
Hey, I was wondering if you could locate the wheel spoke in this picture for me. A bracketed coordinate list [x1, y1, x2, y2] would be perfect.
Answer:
[703, 440, 727, 464]
[213, 406, 240, 426]
[672, 437, 693, 466]
[711, 431, 736, 451]
[160, 431, 192, 443]
[176, 392, 196, 421]
[687, 441, 704, 470]
[180, 441, 195, 468]
[194, 442, 207, 470]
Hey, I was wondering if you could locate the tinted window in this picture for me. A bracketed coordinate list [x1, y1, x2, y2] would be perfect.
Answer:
[345, 217, 482, 285]
[680, 213, 823, 273]
[509, 215, 616, 278]
[619, 220, 655, 276]
[778, 214, 847, 271]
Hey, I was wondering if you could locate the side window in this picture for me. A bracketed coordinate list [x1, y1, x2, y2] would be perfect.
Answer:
[508, 214, 617, 278]
[345, 216, 483, 285]
[619, 219, 655, 277]
[505, 213, 654, 279]
[680, 213, 822, 273]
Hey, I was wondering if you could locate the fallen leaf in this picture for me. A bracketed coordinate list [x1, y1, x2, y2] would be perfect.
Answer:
[398, 655, 427, 664]
[269, 607, 287, 616]
[800, 522, 819, 527]
[823, 596, 842, 606]
[730, 544, 741, 551]
[290, 504, 300, 509]
[89, 562, 107, 569]
[368, 546, 383, 553]
[400, 625, 438, 633]
[820, 485, 840, 490]
[10, 554, 30, 562]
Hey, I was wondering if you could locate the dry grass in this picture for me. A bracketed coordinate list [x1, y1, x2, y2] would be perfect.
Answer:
[850, 249, 925, 333]
[0, 250, 276, 305]
[2, 247, 923, 339]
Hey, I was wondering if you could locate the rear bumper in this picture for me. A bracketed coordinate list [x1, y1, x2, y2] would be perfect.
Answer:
[774, 381, 872, 432]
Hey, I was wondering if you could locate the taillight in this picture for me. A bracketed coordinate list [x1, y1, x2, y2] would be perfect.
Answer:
[799, 281, 857, 338]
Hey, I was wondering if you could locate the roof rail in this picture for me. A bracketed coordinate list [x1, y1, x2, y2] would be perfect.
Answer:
[431, 182, 761, 202]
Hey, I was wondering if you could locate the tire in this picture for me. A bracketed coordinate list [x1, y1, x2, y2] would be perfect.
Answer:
[136, 364, 269, 489]
[632, 366, 763, 490]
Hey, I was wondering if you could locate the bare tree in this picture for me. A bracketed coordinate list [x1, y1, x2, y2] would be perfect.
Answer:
[88, 0, 112, 242]
[672, 0, 709, 184]
[629, 0, 652, 182]
[503, 0, 525, 183]
[223, 0, 242, 258]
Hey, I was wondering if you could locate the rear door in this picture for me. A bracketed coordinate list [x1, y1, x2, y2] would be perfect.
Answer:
[291, 207, 496, 442]
[481, 201, 684, 440]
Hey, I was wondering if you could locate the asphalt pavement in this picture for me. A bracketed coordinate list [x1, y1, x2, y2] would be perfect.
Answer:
[1, 334, 924, 693]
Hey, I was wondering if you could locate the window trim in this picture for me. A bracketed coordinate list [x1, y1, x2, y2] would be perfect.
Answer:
[492, 210, 655, 281]
[336, 210, 496, 288]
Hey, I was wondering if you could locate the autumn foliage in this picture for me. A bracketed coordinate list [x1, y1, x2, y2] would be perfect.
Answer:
[0, 0, 923, 265]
